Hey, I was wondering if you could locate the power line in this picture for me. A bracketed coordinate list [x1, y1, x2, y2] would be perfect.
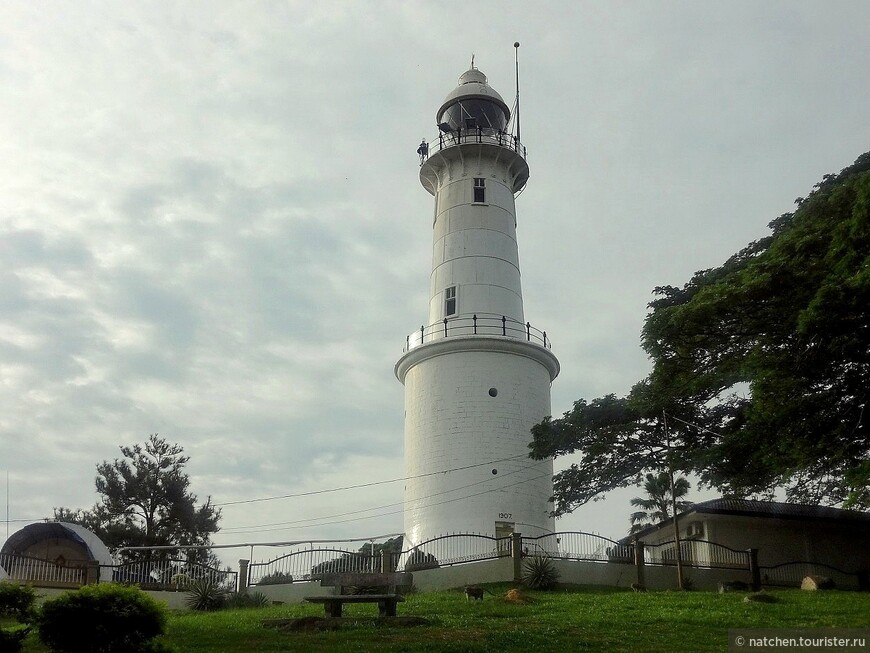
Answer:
[221, 458, 546, 533]
[219, 470, 553, 536]
[215, 453, 532, 507]
[664, 412, 728, 439]
[4, 454, 544, 532]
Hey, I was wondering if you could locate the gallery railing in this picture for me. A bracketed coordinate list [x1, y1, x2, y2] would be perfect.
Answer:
[420, 127, 526, 163]
[403, 313, 551, 353]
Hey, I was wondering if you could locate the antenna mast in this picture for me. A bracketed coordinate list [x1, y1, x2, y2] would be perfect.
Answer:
[514, 41, 521, 143]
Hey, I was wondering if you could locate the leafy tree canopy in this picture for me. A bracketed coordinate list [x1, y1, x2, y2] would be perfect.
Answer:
[54, 435, 221, 557]
[531, 152, 870, 513]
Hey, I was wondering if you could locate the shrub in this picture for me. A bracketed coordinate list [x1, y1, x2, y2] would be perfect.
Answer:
[184, 579, 227, 611]
[0, 582, 36, 622]
[405, 549, 440, 572]
[257, 571, 293, 585]
[37, 583, 168, 653]
[0, 626, 32, 653]
[521, 556, 560, 590]
[224, 591, 271, 609]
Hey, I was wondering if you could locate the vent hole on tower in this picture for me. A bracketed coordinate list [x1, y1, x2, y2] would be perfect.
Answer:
[488, 387, 498, 397]
[492, 469, 498, 475]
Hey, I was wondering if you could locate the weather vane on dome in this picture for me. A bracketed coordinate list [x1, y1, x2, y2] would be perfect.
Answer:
[470, 53, 475, 69]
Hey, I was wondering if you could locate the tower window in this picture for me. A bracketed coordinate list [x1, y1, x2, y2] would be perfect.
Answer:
[473, 178, 485, 203]
[445, 286, 457, 316]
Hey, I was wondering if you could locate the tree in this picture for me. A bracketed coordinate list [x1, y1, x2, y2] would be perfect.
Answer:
[531, 152, 870, 511]
[629, 472, 692, 534]
[54, 435, 221, 558]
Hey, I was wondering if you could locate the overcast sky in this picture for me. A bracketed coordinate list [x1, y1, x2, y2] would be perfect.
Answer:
[2, 1, 869, 559]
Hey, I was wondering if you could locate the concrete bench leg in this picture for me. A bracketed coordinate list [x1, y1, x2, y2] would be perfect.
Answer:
[324, 600, 343, 618]
[378, 599, 397, 617]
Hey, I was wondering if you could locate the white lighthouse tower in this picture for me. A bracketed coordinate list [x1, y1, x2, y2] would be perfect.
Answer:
[396, 62, 559, 549]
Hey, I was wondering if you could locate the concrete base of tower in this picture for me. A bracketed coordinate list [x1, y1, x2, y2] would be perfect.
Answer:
[397, 336, 559, 548]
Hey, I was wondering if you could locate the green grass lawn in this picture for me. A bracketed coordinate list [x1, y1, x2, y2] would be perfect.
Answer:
[12, 584, 870, 653]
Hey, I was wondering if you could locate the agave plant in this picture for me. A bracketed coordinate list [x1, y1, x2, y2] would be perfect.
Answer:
[184, 579, 228, 611]
[521, 555, 560, 590]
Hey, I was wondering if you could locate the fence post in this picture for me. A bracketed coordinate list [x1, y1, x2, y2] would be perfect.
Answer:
[380, 550, 396, 574]
[85, 560, 100, 585]
[511, 533, 523, 582]
[747, 549, 760, 591]
[633, 539, 646, 588]
[237, 559, 250, 594]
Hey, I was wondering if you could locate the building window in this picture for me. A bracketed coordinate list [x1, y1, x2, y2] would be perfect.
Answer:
[473, 178, 485, 203]
[445, 286, 457, 316]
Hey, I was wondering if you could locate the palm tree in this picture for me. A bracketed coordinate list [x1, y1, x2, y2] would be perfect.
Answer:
[629, 472, 693, 534]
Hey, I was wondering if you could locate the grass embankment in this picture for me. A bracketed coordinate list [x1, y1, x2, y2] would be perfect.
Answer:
[14, 584, 870, 653]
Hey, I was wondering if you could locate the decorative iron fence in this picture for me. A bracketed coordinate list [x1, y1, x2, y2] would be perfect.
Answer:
[643, 540, 749, 570]
[102, 558, 236, 591]
[248, 547, 378, 586]
[421, 127, 526, 163]
[0, 552, 88, 586]
[397, 533, 511, 571]
[760, 562, 864, 590]
[404, 313, 551, 352]
[522, 532, 633, 564]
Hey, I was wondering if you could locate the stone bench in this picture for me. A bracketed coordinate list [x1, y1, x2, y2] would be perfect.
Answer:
[303, 593, 405, 617]
[303, 572, 412, 618]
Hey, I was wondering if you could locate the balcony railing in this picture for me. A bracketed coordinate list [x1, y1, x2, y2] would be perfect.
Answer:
[403, 313, 551, 353]
[419, 126, 526, 164]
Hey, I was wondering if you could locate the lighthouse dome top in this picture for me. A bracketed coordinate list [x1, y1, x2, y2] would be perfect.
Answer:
[457, 68, 488, 85]
[436, 66, 511, 132]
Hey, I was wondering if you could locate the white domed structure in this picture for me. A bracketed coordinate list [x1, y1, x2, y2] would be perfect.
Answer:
[1, 522, 114, 583]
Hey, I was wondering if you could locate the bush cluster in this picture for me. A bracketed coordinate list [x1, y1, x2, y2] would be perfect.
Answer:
[257, 571, 293, 585]
[0, 582, 36, 653]
[37, 583, 170, 653]
[405, 549, 440, 572]
[184, 579, 270, 611]
[0, 581, 36, 622]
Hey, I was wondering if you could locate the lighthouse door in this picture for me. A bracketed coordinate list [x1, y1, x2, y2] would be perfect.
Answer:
[495, 521, 514, 556]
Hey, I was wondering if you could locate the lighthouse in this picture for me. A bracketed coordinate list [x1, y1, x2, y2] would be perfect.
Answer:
[396, 62, 560, 548]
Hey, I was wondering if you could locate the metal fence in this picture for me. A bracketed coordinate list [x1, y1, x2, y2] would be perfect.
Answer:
[396, 533, 511, 570]
[404, 313, 551, 352]
[103, 557, 237, 591]
[0, 552, 88, 586]
[760, 562, 864, 590]
[249, 547, 378, 586]
[643, 539, 750, 570]
[522, 532, 633, 563]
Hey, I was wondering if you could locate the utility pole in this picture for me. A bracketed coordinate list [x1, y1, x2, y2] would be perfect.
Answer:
[664, 412, 685, 590]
